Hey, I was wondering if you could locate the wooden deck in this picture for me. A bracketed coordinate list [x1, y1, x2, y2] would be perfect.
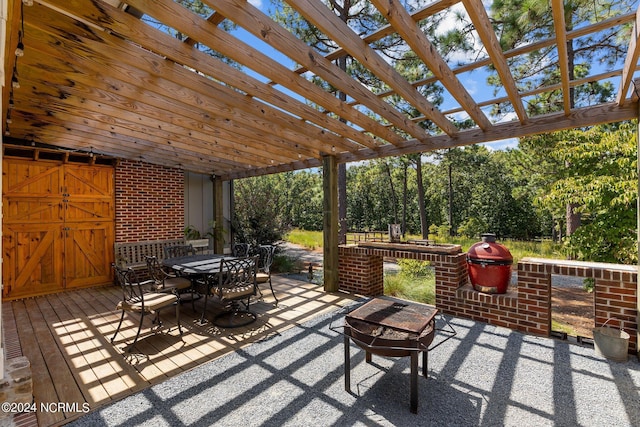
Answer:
[4, 274, 360, 427]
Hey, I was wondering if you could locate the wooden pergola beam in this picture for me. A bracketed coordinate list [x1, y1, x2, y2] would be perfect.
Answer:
[288, 0, 460, 135]
[617, 10, 640, 105]
[462, 0, 527, 123]
[552, 0, 572, 115]
[200, 0, 436, 143]
[371, 0, 491, 130]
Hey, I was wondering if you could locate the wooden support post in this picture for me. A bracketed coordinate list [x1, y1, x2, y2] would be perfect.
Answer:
[636, 79, 640, 360]
[213, 176, 224, 254]
[323, 155, 339, 292]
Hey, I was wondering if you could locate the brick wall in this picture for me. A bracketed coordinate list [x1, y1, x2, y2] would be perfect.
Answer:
[338, 246, 638, 354]
[115, 160, 184, 242]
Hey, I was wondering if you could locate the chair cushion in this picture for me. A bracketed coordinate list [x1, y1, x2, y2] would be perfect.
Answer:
[219, 285, 254, 300]
[117, 292, 178, 312]
[255, 273, 269, 283]
[156, 276, 192, 291]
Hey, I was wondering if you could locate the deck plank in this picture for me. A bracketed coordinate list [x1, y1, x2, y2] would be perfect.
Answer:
[3, 275, 360, 427]
[26, 296, 87, 408]
[12, 300, 66, 427]
[48, 290, 142, 406]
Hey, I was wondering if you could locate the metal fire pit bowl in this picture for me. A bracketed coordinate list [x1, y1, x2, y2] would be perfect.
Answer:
[342, 298, 439, 413]
[344, 316, 435, 357]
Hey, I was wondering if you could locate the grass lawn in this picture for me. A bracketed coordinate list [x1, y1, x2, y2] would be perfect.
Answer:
[285, 229, 580, 333]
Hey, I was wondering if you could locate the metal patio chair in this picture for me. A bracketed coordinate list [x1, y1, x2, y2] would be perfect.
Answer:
[145, 255, 198, 309]
[164, 244, 196, 259]
[211, 255, 259, 328]
[111, 263, 182, 353]
[256, 244, 278, 305]
[232, 242, 250, 257]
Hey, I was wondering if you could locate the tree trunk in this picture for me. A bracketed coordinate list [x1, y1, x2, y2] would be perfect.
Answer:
[565, 17, 581, 237]
[402, 162, 408, 238]
[384, 161, 399, 225]
[448, 159, 454, 236]
[416, 157, 428, 239]
[338, 163, 347, 244]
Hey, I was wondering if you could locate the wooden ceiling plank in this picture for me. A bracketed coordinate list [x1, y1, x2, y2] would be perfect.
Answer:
[47, 0, 380, 152]
[10, 117, 239, 174]
[13, 100, 255, 170]
[551, 0, 572, 115]
[19, 52, 314, 164]
[17, 86, 279, 170]
[120, 0, 407, 147]
[24, 7, 345, 158]
[184, 11, 226, 46]
[288, 0, 460, 135]
[461, 0, 527, 123]
[19, 27, 312, 166]
[24, 80, 299, 167]
[195, 0, 436, 143]
[616, 9, 640, 105]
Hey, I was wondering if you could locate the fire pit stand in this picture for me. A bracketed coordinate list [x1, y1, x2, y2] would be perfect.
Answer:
[340, 298, 439, 414]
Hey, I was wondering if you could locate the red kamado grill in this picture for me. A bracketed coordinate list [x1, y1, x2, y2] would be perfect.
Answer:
[467, 233, 513, 294]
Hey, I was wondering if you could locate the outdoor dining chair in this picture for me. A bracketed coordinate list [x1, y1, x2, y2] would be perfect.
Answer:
[211, 255, 259, 328]
[256, 244, 278, 305]
[145, 255, 198, 309]
[111, 263, 182, 353]
[164, 244, 196, 259]
[232, 242, 250, 257]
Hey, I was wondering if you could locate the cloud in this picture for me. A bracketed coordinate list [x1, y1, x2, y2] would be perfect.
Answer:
[483, 138, 519, 150]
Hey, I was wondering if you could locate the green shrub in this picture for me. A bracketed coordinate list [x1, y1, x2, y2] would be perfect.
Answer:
[398, 259, 434, 279]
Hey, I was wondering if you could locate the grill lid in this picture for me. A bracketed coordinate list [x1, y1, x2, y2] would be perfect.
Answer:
[467, 233, 513, 264]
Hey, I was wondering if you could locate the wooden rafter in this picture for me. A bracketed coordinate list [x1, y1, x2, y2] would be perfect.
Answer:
[121, 0, 403, 147]
[288, 0, 460, 135]
[370, 0, 491, 130]
[288, 0, 461, 78]
[617, 10, 640, 105]
[368, 12, 636, 108]
[201, 0, 437, 143]
[462, 0, 527, 123]
[551, 0, 572, 115]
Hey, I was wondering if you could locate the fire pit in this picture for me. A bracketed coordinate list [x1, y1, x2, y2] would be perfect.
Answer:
[343, 298, 438, 413]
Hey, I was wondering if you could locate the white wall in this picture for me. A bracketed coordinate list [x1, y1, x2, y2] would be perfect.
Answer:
[184, 172, 231, 252]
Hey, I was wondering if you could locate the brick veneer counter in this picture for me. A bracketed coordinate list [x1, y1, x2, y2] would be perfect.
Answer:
[338, 246, 638, 354]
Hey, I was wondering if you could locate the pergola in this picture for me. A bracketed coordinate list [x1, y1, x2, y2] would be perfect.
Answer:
[1, 0, 640, 367]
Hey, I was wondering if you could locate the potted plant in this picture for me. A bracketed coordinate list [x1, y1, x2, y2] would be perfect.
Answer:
[184, 225, 210, 251]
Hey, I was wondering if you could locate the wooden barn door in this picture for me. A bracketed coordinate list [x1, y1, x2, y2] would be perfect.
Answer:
[3, 159, 115, 299]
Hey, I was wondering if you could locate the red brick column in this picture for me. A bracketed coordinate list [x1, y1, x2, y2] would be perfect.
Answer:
[516, 260, 552, 336]
[435, 253, 467, 314]
[594, 268, 637, 352]
[338, 245, 384, 296]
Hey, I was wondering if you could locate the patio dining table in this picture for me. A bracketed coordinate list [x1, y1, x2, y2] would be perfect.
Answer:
[163, 253, 238, 325]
